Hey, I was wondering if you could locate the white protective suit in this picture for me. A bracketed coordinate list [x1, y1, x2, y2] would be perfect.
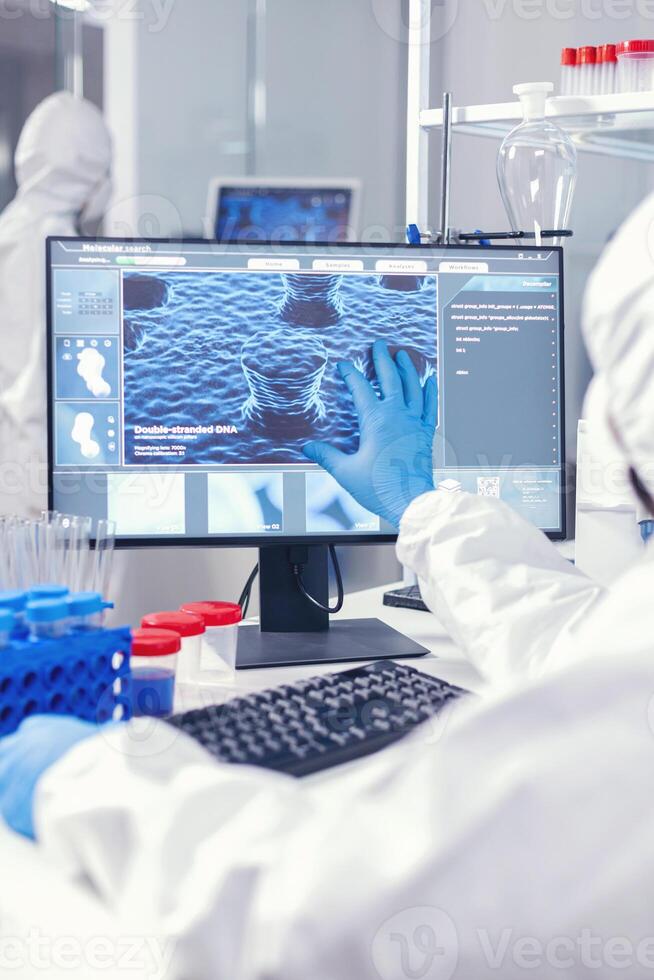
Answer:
[31, 192, 654, 979]
[0, 93, 112, 517]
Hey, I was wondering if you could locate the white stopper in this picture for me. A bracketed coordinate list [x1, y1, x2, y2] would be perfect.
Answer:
[513, 82, 554, 121]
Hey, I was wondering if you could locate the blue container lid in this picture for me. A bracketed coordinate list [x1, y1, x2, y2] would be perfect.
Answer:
[0, 590, 27, 611]
[67, 592, 103, 616]
[29, 584, 69, 600]
[0, 609, 15, 632]
[25, 598, 68, 623]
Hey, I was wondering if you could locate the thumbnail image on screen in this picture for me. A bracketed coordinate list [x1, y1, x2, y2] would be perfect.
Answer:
[55, 402, 120, 465]
[55, 337, 119, 400]
[215, 187, 353, 242]
[207, 473, 283, 535]
[108, 473, 186, 536]
[122, 270, 437, 466]
[306, 471, 379, 533]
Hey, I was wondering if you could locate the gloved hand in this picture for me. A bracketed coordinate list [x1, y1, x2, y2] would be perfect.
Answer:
[0, 715, 97, 839]
[303, 341, 437, 528]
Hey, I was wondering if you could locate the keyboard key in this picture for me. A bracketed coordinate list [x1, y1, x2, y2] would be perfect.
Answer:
[328, 733, 349, 747]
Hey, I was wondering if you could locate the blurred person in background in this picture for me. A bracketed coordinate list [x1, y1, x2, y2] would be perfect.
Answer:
[0, 92, 112, 518]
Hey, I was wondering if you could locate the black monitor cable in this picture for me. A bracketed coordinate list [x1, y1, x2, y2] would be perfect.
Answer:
[238, 563, 259, 618]
[292, 544, 344, 615]
[238, 546, 344, 617]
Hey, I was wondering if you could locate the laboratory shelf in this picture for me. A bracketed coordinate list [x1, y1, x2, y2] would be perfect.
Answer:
[404, 0, 654, 231]
[419, 92, 654, 163]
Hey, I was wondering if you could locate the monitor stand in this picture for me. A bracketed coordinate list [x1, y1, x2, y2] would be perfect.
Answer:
[236, 545, 429, 670]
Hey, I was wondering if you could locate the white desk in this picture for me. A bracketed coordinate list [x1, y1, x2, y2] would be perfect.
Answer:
[175, 582, 484, 713]
[0, 583, 480, 979]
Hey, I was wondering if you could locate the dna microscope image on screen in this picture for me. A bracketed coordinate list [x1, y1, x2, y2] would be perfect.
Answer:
[121, 270, 437, 465]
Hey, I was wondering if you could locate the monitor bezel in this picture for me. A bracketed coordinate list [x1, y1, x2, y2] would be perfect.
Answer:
[204, 176, 363, 242]
[46, 237, 566, 548]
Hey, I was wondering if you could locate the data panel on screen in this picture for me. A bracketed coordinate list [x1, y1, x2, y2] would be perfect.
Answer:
[48, 240, 564, 541]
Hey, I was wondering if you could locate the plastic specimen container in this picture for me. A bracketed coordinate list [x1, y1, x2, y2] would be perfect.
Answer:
[25, 598, 69, 641]
[617, 40, 654, 93]
[28, 584, 69, 600]
[67, 592, 106, 631]
[130, 627, 181, 717]
[180, 601, 242, 673]
[141, 610, 205, 681]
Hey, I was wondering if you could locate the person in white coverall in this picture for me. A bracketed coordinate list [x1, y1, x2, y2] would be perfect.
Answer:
[3, 193, 654, 980]
[0, 92, 112, 518]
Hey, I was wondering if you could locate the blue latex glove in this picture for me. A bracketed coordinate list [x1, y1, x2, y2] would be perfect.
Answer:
[0, 715, 98, 839]
[303, 341, 438, 529]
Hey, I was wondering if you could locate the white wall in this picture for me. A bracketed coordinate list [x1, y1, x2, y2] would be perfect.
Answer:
[260, 0, 408, 236]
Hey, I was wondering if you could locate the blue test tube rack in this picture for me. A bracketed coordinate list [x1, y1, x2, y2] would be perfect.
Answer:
[0, 627, 132, 737]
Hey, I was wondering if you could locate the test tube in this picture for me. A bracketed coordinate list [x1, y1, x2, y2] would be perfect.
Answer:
[0, 518, 13, 589]
[37, 517, 60, 586]
[9, 520, 24, 587]
[5, 520, 34, 590]
[67, 516, 92, 592]
[50, 514, 89, 591]
[92, 519, 116, 598]
[600, 44, 617, 94]
[1, 518, 20, 589]
[560, 48, 577, 95]
[577, 46, 597, 95]
[14, 520, 38, 591]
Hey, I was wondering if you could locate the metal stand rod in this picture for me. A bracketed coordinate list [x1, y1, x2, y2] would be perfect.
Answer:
[457, 229, 573, 242]
[439, 92, 453, 245]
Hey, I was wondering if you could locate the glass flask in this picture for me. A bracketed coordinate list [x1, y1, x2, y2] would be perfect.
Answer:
[497, 82, 577, 246]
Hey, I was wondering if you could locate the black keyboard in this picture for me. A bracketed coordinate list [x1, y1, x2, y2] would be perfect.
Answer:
[383, 584, 429, 612]
[170, 660, 467, 777]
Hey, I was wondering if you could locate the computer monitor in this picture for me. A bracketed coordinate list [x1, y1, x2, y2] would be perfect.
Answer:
[205, 177, 362, 242]
[47, 238, 565, 666]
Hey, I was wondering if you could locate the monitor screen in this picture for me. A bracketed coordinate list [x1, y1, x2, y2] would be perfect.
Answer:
[47, 239, 565, 545]
[212, 184, 356, 242]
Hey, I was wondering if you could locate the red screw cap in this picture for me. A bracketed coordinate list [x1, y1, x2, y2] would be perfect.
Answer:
[597, 43, 617, 64]
[617, 39, 654, 56]
[131, 628, 181, 657]
[180, 601, 243, 627]
[141, 611, 205, 637]
[578, 46, 597, 65]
